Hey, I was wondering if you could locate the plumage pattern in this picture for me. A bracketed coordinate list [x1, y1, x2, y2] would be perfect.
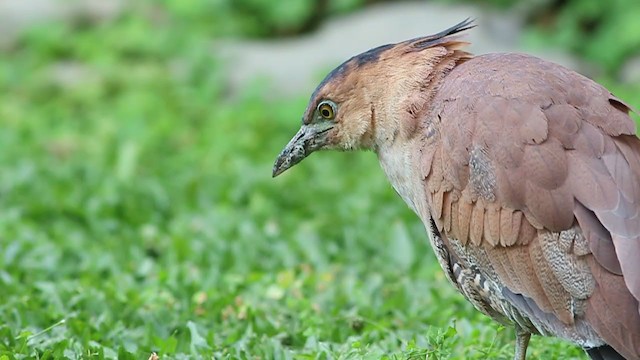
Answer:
[415, 53, 640, 359]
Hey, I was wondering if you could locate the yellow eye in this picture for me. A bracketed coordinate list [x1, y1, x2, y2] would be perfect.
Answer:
[318, 101, 335, 120]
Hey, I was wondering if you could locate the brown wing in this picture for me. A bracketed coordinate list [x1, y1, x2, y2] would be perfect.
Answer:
[424, 53, 640, 357]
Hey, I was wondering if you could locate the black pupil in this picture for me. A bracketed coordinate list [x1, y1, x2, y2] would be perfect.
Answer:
[321, 107, 331, 117]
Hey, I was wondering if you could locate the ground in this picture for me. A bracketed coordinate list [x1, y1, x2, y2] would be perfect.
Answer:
[0, 1, 639, 359]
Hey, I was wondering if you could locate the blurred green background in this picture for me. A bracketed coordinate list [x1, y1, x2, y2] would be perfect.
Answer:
[0, 0, 638, 359]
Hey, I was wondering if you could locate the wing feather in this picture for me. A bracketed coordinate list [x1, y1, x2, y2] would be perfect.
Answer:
[421, 53, 640, 355]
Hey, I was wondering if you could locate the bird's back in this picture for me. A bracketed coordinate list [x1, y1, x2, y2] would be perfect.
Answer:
[416, 52, 640, 359]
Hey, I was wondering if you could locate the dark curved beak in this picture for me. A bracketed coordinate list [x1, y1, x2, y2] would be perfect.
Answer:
[272, 123, 334, 177]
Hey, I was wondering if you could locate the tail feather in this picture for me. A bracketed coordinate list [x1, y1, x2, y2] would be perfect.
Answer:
[586, 345, 627, 360]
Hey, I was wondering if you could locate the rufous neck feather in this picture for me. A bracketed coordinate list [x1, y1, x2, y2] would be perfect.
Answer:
[362, 41, 472, 152]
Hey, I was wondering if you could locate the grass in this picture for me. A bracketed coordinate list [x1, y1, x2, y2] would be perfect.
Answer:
[0, 2, 638, 359]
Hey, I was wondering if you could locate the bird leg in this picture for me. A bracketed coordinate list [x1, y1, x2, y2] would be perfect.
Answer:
[514, 328, 531, 360]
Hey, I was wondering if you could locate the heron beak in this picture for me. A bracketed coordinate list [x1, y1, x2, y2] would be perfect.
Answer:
[272, 123, 334, 177]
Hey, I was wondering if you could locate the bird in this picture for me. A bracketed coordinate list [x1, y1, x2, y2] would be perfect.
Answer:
[272, 19, 640, 360]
